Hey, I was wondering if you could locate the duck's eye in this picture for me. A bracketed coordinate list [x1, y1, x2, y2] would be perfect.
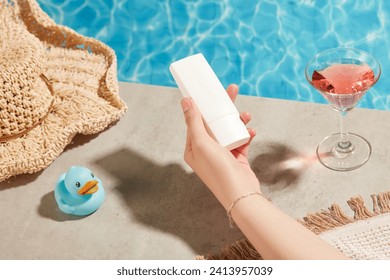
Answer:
[91, 173, 95, 178]
[75, 182, 81, 188]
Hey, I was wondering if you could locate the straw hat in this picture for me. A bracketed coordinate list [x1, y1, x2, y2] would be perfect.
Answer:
[0, 0, 127, 182]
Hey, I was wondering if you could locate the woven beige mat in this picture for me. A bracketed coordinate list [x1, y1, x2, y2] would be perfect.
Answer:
[197, 192, 390, 260]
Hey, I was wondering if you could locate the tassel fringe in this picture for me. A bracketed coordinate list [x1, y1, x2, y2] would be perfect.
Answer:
[197, 191, 390, 260]
[196, 239, 262, 260]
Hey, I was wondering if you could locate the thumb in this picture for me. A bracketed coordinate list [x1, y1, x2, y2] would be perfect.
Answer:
[181, 98, 207, 139]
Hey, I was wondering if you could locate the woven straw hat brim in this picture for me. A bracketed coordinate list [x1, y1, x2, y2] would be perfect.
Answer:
[0, 0, 127, 182]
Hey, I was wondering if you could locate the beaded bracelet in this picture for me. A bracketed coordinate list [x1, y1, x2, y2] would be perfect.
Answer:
[226, 191, 265, 227]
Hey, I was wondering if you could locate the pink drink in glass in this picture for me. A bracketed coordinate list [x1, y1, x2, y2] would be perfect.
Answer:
[311, 63, 375, 110]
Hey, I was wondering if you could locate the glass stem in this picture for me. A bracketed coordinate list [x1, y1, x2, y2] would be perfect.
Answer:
[338, 111, 352, 150]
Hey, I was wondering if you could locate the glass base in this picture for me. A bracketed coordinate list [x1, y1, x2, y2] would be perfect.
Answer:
[316, 133, 371, 171]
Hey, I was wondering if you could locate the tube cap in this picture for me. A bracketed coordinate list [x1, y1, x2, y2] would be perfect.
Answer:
[208, 113, 250, 150]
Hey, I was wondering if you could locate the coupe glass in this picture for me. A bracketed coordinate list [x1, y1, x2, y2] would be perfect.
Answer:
[305, 48, 381, 171]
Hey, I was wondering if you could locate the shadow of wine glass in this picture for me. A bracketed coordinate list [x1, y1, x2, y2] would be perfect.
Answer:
[251, 143, 317, 190]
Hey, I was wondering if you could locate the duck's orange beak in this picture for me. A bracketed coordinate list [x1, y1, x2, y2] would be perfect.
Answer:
[78, 180, 99, 195]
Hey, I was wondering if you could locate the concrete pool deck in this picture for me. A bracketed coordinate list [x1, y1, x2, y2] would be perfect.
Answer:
[1, 82, 389, 259]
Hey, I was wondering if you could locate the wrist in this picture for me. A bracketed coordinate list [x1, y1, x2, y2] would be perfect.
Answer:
[227, 191, 265, 227]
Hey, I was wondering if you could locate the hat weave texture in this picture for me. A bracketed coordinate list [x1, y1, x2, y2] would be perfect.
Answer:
[0, 0, 127, 181]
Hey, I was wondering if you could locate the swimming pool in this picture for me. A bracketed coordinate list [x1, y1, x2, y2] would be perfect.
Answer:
[36, 0, 389, 110]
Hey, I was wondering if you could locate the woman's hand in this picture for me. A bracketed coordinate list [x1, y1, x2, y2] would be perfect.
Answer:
[181, 84, 261, 210]
[180, 84, 349, 259]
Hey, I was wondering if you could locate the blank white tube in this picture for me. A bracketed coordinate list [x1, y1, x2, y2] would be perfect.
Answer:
[170, 53, 250, 150]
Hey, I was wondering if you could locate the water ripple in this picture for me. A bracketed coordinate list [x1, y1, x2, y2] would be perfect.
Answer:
[37, 0, 390, 110]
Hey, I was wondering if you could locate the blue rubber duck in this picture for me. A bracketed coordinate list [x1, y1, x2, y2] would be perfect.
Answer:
[55, 166, 105, 216]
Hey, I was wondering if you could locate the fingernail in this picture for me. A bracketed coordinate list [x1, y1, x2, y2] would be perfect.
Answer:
[181, 98, 191, 113]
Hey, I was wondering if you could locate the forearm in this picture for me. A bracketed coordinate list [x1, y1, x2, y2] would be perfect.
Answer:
[230, 195, 349, 260]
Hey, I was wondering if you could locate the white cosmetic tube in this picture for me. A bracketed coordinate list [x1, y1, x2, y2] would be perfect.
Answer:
[170, 53, 250, 150]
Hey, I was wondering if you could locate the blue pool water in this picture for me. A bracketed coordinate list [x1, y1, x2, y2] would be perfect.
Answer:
[36, 0, 390, 110]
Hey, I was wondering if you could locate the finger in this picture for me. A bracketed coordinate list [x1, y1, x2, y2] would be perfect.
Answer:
[240, 111, 252, 125]
[233, 127, 256, 157]
[181, 98, 208, 140]
[226, 84, 239, 102]
[247, 127, 256, 146]
[183, 129, 193, 163]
